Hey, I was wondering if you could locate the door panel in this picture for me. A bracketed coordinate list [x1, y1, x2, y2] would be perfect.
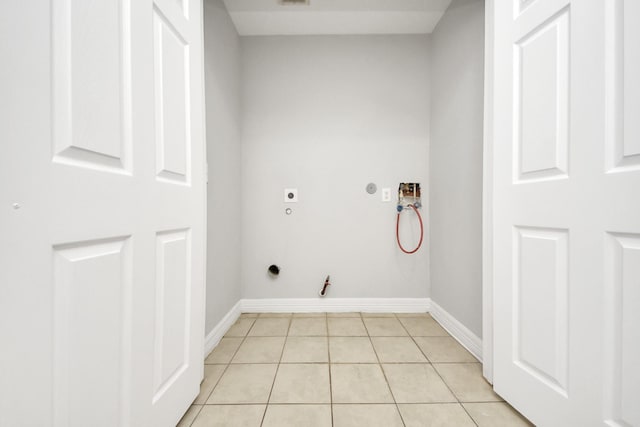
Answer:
[0, 0, 205, 426]
[153, 6, 190, 184]
[148, 0, 205, 425]
[492, 0, 640, 425]
[153, 229, 191, 403]
[620, 2, 640, 167]
[606, 0, 640, 173]
[52, 0, 133, 174]
[513, 226, 568, 397]
[602, 3, 640, 426]
[53, 237, 133, 427]
[514, 6, 569, 182]
[604, 233, 640, 427]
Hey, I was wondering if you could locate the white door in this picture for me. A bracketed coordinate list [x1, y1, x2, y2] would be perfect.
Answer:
[491, 0, 640, 425]
[0, 0, 206, 426]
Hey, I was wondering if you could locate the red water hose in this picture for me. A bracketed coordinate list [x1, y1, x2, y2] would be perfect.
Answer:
[396, 204, 424, 254]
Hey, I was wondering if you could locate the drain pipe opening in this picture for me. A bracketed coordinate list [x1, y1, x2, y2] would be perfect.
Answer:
[268, 265, 280, 276]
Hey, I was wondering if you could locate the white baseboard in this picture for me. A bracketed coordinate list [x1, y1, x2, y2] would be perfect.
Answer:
[203, 297, 483, 364]
[429, 300, 483, 362]
[204, 300, 242, 357]
[240, 298, 431, 314]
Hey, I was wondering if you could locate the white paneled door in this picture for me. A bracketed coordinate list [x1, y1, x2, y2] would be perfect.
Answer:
[491, 0, 640, 425]
[0, 0, 206, 426]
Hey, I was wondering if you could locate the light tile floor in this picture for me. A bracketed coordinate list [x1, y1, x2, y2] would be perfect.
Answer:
[178, 312, 534, 427]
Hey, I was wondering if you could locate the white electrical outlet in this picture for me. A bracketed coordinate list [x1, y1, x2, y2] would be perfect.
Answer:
[382, 188, 391, 202]
[284, 188, 298, 203]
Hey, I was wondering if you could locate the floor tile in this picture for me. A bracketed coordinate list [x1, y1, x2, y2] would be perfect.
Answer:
[329, 337, 378, 363]
[293, 312, 327, 318]
[382, 364, 456, 403]
[332, 404, 404, 427]
[248, 318, 290, 336]
[371, 337, 427, 363]
[328, 318, 368, 336]
[463, 402, 534, 426]
[225, 318, 256, 337]
[231, 337, 285, 363]
[262, 404, 332, 427]
[398, 317, 449, 336]
[205, 337, 243, 364]
[189, 313, 531, 427]
[193, 365, 226, 404]
[176, 404, 202, 427]
[288, 318, 327, 336]
[433, 363, 502, 402]
[207, 364, 277, 404]
[190, 404, 265, 427]
[281, 337, 328, 363]
[331, 364, 394, 403]
[361, 312, 397, 317]
[398, 403, 476, 427]
[414, 337, 477, 363]
[270, 364, 331, 403]
[363, 317, 408, 336]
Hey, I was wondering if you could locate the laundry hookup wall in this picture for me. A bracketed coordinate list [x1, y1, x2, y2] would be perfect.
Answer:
[240, 35, 431, 300]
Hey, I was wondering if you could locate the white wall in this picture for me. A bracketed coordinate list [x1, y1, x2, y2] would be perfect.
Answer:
[203, 0, 242, 333]
[429, 0, 485, 337]
[240, 35, 430, 299]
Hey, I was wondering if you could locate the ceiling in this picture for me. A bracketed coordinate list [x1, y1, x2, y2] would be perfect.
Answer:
[222, 0, 453, 36]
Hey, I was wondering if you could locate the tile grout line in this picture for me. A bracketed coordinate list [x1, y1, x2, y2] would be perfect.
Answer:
[196, 313, 502, 427]
[395, 314, 447, 425]
[187, 316, 258, 425]
[459, 402, 481, 427]
[201, 402, 330, 406]
[182, 403, 204, 427]
[389, 313, 409, 427]
[199, 401, 494, 406]
[259, 315, 292, 427]
[363, 313, 407, 427]
[199, 317, 258, 407]
[397, 315, 481, 427]
[326, 313, 334, 427]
